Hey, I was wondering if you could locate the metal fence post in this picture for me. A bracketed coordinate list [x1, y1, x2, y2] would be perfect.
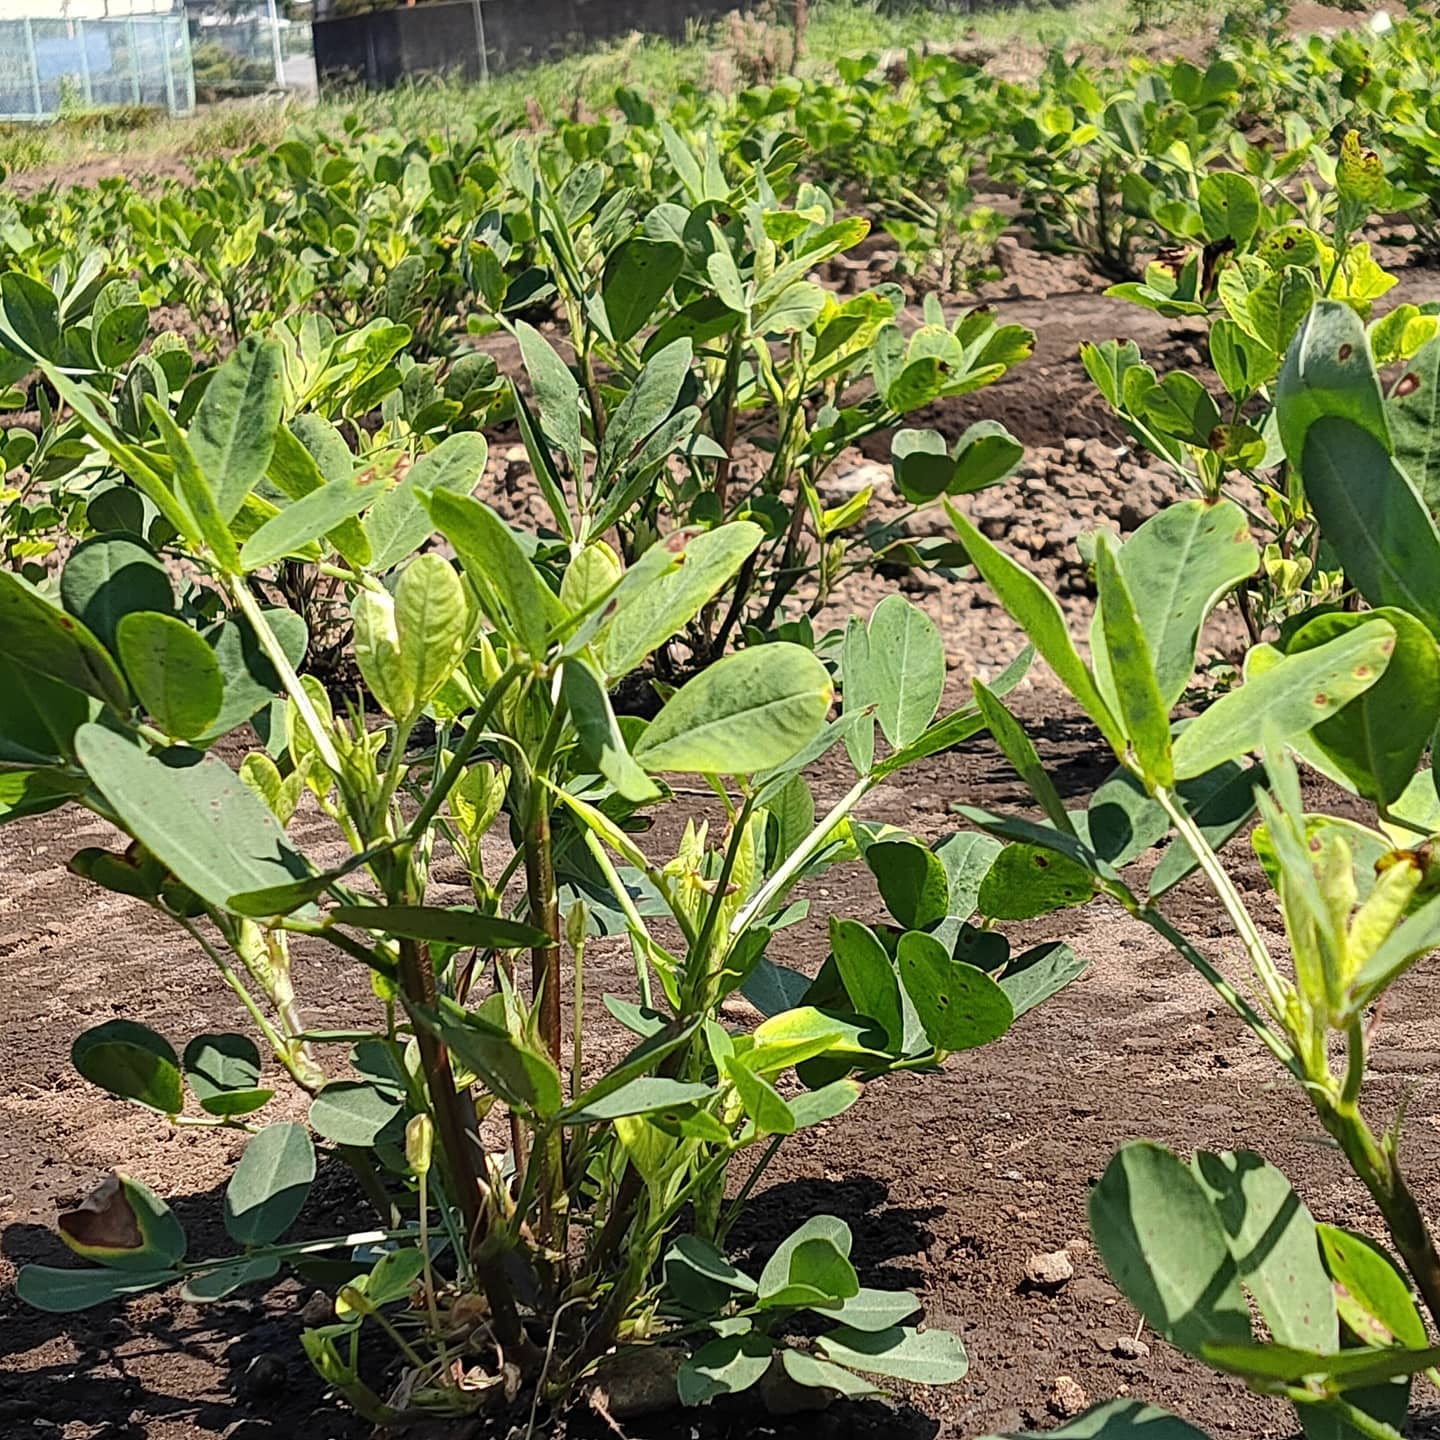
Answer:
[127, 16, 141, 102]
[266, 0, 285, 87]
[24, 17, 43, 117]
[160, 18, 177, 113]
[472, 0, 489, 85]
[77, 17, 93, 106]
[177, 7, 195, 113]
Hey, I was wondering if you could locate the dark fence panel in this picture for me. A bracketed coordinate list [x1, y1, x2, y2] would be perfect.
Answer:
[313, 0, 745, 89]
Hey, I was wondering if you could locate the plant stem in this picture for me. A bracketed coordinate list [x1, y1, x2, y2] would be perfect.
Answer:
[177, 915, 322, 1092]
[1136, 905, 1298, 1074]
[521, 769, 564, 1246]
[404, 662, 524, 842]
[719, 1134, 783, 1240]
[1318, 1096, 1440, 1334]
[1154, 786, 1290, 1018]
[227, 578, 344, 779]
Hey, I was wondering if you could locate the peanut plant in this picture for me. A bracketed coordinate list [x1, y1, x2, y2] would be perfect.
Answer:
[958, 295, 1440, 1440]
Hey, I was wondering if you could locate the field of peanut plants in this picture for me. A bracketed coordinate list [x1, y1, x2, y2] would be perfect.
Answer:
[14, 1, 1440, 1436]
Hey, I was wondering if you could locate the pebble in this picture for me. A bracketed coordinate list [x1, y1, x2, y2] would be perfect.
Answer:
[238, 1353, 287, 1400]
[1024, 1250, 1075, 1291]
[1049, 1375, 1089, 1418]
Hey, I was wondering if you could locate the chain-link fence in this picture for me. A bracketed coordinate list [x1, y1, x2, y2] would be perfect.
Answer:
[187, 1, 315, 98]
[0, 12, 195, 119]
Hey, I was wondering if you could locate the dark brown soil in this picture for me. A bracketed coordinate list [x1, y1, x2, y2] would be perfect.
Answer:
[9, 218, 1440, 1440]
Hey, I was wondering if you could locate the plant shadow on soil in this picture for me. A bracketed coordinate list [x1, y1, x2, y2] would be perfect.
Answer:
[0, 1166, 945, 1440]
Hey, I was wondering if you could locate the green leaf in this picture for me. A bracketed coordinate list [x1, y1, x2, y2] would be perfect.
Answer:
[1317, 1225, 1428, 1350]
[635, 643, 832, 775]
[604, 237, 684, 345]
[0, 570, 129, 712]
[308, 1081, 403, 1146]
[598, 338, 692, 483]
[16, 1265, 173, 1313]
[896, 931, 1013, 1051]
[240, 471, 387, 571]
[664, 1233, 757, 1315]
[566, 1077, 713, 1122]
[183, 1033, 272, 1117]
[116, 611, 225, 741]
[75, 725, 312, 915]
[181, 1255, 280, 1303]
[420, 997, 563, 1118]
[866, 840, 949, 930]
[196, 607, 307, 744]
[72, 1020, 183, 1115]
[948, 502, 1122, 754]
[788, 1078, 863, 1128]
[815, 1324, 969, 1383]
[1199, 172, 1260, 247]
[726, 1058, 795, 1135]
[0, 271, 60, 357]
[224, 1122, 315, 1247]
[821, 1285, 921, 1332]
[1089, 1141, 1252, 1356]
[1201, 1339, 1440, 1388]
[1287, 608, 1440, 805]
[60, 535, 174, 657]
[976, 1398, 1211, 1439]
[1172, 623, 1394, 781]
[427, 489, 562, 658]
[977, 842, 1097, 920]
[935, 829, 1003, 916]
[356, 553, 468, 722]
[1387, 336, 1440, 515]
[780, 1349, 881, 1396]
[864, 594, 944, 749]
[758, 1215, 858, 1309]
[188, 335, 285, 522]
[329, 905, 550, 950]
[1000, 941, 1086, 1018]
[1093, 533, 1174, 786]
[835, 921, 898, 1048]
[145, 399, 243, 573]
[677, 1331, 773, 1405]
[1299, 418, 1440, 637]
[1347, 887, 1440, 1013]
[92, 279, 148, 369]
[562, 657, 660, 802]
[364, 432, 487, 575]
[601, 523, 762, 677]
[362, 1248, 426, 1307]
[1277, 300, 1390, 461]
[516, 322, 583, 482]
[972, 680, 1075, 834]
[1190, 1150, 1336, 1352]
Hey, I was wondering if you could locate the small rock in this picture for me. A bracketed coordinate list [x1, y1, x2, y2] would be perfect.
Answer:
[1024, 1250, 1075, 1291]
[238, 1353, 287, 1400]
[588, 1346, 684, 1420]
[1113, 1334, 1150, 1360]
[820, 460, 888, 503]
[1049, 1375, 1089, 1419]
[221, 1424, 276, 1440]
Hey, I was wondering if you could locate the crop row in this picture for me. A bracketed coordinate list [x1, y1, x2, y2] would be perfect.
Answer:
[6, 6, 1440, 1437]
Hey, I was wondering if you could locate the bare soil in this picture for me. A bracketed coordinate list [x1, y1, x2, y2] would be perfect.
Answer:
[9, 206, 1440, 1440]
